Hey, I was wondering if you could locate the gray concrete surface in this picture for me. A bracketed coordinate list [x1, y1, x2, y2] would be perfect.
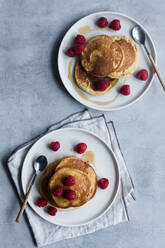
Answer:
[0, 0, 165, 247]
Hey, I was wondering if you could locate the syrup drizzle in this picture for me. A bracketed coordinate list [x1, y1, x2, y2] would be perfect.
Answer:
[82, 151, 95, 166]
[78, 25, 110, 35]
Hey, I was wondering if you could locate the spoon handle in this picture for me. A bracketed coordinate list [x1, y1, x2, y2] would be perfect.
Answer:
[16, 183, 33, 223]
[148, 54, 165, 91]
[144, 44, 165, 91]
[16, 172, 37, 223]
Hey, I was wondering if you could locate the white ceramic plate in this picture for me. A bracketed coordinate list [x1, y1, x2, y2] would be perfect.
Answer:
[58, 11, 156, 111]
[21, 128, 119, 226]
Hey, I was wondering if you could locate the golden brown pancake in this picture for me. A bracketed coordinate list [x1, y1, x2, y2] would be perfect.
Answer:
[108, 36, 139, 78]
[81, 35, 124, 77]
[56, 156, 97, 198]
[48, 168, 93, 208]
[75, 61, 119, 95]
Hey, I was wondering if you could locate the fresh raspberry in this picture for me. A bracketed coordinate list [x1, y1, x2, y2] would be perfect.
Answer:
[36, 197, 48, 207]
[67, 47, 76, 57]
[53, 187, 63, 197]
[50, 141, 60, 151]
[119, 85, 130, 96]
[47, 206, 58, 216]
[136, 69, 148, 80]
[98, 178, 109, 189]
[109, 19, 121, 30]
[75, 34, 86, 44]
[75, 143, 87, 154]
[74, 44, 84, 55]
[98, 17, 108, 28]
[95, 80, 108, 91]
[64, 189, 76, 201]
[64, 176, 76, 186]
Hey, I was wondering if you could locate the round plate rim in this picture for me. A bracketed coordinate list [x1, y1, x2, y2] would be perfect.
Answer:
[58, 11, 157, 111]
[21, 127, 120, 227]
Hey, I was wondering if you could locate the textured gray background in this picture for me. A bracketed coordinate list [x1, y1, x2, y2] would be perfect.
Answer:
[1, 0, 165, 247]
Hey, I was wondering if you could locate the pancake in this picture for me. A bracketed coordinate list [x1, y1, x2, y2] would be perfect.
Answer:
[108, 36, 139, 78]
[75, 61, 119, 95]
[39, 156, 97, 208]
[48, 167, 93, 208]
[81, 35, 124, 77]
[56, 156, 97, 198]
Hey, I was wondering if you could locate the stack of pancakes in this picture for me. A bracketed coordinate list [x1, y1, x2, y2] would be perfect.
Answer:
[40, 156, 97, 208]
[75, 35, 139, 95]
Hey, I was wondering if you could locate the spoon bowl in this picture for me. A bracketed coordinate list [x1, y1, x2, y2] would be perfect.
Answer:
[132, 26, 146, 45]
[34, 155, 48, 172]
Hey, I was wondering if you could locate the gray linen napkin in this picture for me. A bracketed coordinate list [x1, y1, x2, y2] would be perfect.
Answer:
[8, 110, 135, 247]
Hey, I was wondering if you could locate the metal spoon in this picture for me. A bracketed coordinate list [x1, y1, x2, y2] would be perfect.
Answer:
[16, 155, 48, 223]
[132, 26, 165, 91]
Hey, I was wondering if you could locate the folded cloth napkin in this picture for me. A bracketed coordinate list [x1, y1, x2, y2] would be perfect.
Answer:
[8, 110, 135, 247]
